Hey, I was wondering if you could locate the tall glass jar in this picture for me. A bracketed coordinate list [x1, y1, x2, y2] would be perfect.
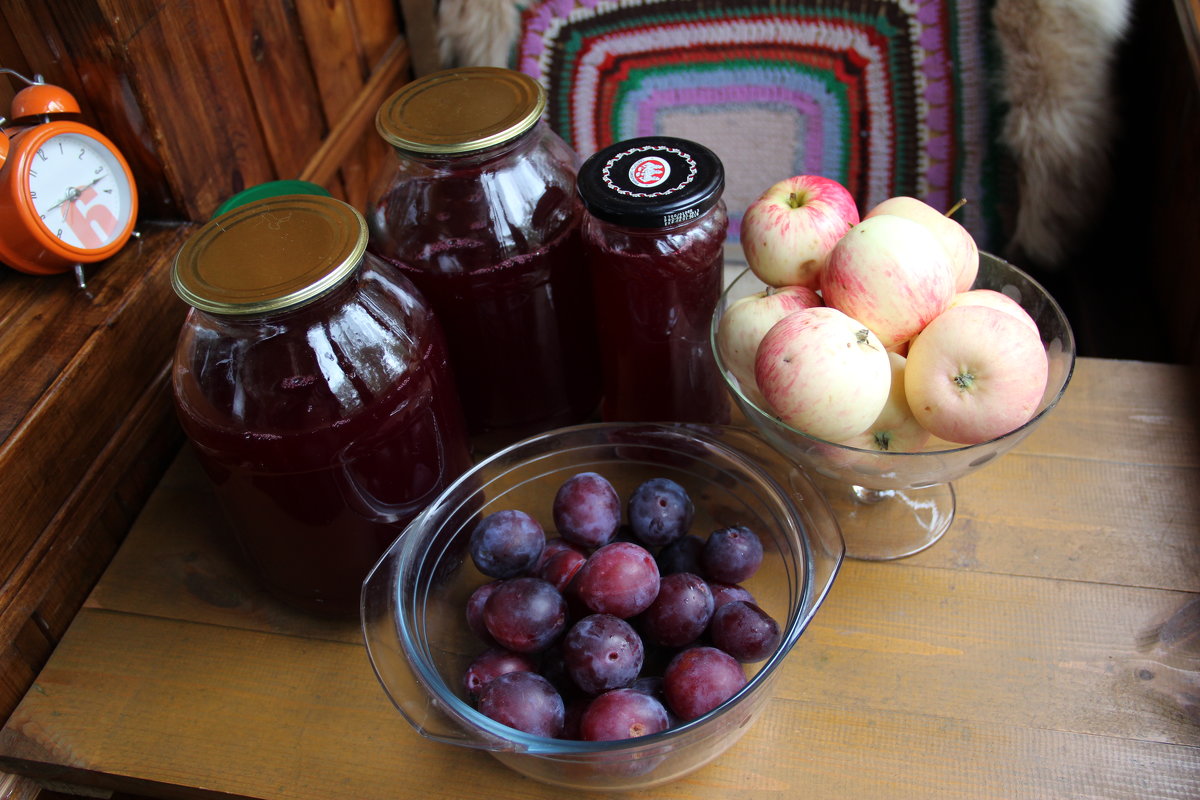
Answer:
[170, 195, 472, 616]
[366, 67, 600, 450]
[576, 137, 730, 424]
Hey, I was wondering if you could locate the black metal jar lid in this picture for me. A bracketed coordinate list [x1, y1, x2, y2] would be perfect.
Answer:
[576, 136, 725, 228]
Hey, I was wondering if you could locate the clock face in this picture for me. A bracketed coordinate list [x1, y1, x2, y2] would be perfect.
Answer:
[25, 131, 135, 251]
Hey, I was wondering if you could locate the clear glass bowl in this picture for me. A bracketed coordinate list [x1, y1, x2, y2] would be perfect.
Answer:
[711, 253, 1076, 560]
[361, 423, 844, 790]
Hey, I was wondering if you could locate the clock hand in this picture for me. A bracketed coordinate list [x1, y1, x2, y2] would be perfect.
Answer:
[45, 174, 107, 216]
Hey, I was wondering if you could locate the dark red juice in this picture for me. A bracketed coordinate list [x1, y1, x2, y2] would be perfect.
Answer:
[173, 271, 472, 616]
[587, 222, 729, 424]
[576, 136, 730, 424]
[369, 167, 600, 445]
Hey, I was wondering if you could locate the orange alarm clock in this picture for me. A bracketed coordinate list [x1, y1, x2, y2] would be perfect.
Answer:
[0, 69, 138, 276]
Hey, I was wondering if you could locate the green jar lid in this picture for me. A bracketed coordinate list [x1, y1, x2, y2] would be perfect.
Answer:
[174, 194, 367, 316]
[376, 67, 546, 155]
[212, 180, 332, 219]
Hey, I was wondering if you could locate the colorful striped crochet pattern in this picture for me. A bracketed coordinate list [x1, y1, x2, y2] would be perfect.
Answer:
[514, 0, 1005, 248]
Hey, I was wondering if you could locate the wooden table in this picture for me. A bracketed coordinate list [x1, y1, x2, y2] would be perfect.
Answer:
[0, 357, 1197, 799]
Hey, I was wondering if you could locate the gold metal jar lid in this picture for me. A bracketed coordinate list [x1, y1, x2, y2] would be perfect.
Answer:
[172, 194, 367, 316]
[375, 67, 546, 155]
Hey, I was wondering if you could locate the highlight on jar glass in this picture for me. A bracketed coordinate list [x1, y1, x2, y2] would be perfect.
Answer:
[712, 251, 1075, 561]
[366, 67, 601, 450]
[576, 136, 730, 425]
[170, 194, 472, 616]
[361, 422, 844, 791]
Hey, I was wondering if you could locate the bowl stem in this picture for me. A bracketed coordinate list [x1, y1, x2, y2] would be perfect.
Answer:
[814, 478, 957, 560]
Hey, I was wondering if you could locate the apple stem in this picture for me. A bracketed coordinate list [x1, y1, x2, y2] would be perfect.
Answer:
[787, 191, 807, 209]
[944, 197, 968, 218]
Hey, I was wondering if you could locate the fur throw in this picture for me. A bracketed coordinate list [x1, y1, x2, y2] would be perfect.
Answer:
[993, 0, 1133, 268]
[437, 0, 521, 68]
[436, 0, 1134, 270]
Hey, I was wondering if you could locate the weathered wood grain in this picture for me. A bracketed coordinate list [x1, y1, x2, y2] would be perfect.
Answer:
[298, 37, 409, 197]
[0, 0, 407, 221]
[0, 224, 192, 723]
[218, 0, 329, 181]
[0, 358, 1197, 800]
[1, 601, 1197, 800]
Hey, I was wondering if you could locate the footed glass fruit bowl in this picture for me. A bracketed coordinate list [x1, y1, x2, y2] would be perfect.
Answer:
[361, 423, 843, 790]
[711, 252, 1076, 560]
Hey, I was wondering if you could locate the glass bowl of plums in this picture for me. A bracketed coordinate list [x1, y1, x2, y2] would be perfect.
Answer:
[361, 422, 844, 790]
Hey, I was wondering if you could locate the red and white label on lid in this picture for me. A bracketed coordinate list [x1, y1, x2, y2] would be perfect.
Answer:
[628, 156, 671, 188]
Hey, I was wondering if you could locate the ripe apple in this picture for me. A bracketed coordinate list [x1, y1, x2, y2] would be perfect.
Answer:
[946, 288, 1039, 335]
[840, 352, 932, 453]
[715, 285, 823, 397]
[755, 306, 892, 442]
[904, 305, 1049, 444]
[821, 214, 956, 349]
[864, 195, 979, 291]
[741, 175, 860, 288]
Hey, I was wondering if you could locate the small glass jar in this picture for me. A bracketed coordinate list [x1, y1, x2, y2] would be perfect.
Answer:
[576, 136, 730, 424]
[366, 67, 600, 449]
[170, 194, 472, 616]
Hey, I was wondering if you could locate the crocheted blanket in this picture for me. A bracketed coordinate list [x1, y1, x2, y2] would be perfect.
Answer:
[437, 0, 1130, 268]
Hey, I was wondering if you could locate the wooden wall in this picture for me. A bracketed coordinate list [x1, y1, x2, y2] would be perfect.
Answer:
[0, 0, 415, 744]
[0, 0, 410, 221]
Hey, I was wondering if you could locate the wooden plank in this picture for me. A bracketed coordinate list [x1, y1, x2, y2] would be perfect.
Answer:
[0, 343, 184, 722]
[0, 224, 190, 593]
[87, 445, 360, 644]
[0, 2, 92, 119]
[8, 0, 179, 221]
[92, 0, 276, 220]
[0, 259, 162, 442]
[217, 0, 329, 181]
[0, 358, 1197, 799]
[1017, 358, 1200, 467]
[348, 0, 401, 67]
[293, 0, 369, 202]
[0, 7, 31, 115]
[793, 561, 1200, 746]
[914, 455, 1200, 591]
[398, 0, 442, 76]
[0, 600, 1197, 800]
[83, 478, 1200, 749]
[297, 37, 410, 195]
[82, 360, 1200, 648]
[0, 223, 190, 727]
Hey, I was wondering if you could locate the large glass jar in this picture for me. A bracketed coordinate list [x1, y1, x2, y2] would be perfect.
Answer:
[170, 195, 472, 616]
[576, 137, 730, 424]
[366, 67, 600, 450]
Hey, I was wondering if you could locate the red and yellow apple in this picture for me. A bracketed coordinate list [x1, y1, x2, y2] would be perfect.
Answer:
[840, 352, 932, 452]
[754, 306, 891, 442]
[904, 304, 1049, 444]
[715, 285, 823, 398]
[945, 288, 1039, 335]
[864, 195, 979, 291]
[821, 214, 957, 349]
[741, 175, 860, 288]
